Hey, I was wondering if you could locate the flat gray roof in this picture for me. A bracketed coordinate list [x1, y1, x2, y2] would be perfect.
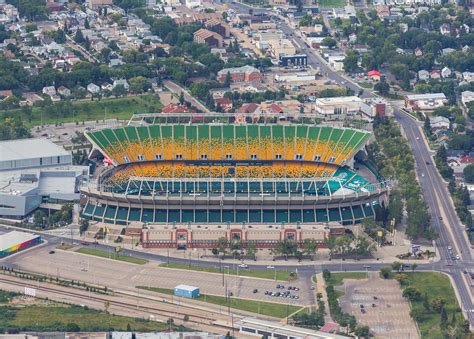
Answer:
[0, 231, 40, 251]
[0, 138, 69, 162]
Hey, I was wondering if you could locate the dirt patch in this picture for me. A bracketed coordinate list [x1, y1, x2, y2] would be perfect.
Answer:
[338, 273, 419, 339]
[10, 296, 56, 306]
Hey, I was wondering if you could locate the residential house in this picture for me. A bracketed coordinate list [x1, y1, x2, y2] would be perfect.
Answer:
[101, 82, 113, 92]
[441, 67, 451, 78]
[57, 86, 71, 97]
[440, 23, 451, 36]
[429, 116, 450, 131]
[367, 70, 381, 81]
[87, 83, 101, 94]
[463, 72, 474, 83]
[113, 79, 129, 90]
[236, 103, 260, 114]
[161, 103, 197, 114]
[430, 70, 441, 79]
[88, 0, 112, 9]
[442, 48, 456, 55]
[418, 70, 429, 81]
[214, 98, 233, 112]
[42, 86, 56, 96]
[414, 48, 423, 57]
[461, 91, 474, 106]
[22, 92, 44, 106]
[0, 90, 13, 99]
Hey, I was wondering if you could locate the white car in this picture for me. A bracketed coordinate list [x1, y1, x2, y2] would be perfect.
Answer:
[239, 264, 248, 269]
[267, 265, 275, 269]
[416, 137, 420, 140]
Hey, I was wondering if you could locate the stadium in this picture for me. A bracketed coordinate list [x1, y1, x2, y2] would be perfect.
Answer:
[80, 114, 390, 248]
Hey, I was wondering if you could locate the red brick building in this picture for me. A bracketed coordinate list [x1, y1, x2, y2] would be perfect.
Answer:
[217, 65, 262, 83]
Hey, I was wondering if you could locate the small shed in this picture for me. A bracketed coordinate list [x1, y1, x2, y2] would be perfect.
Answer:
[174, 284, 200, 298]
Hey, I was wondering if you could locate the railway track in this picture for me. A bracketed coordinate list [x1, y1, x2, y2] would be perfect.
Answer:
[0, 276, 234, 331]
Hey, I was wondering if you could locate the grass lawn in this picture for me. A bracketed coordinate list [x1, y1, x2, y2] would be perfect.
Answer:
[319, 0, 346, 7]
[357, 82, 373, 89]
[56, 243, 74, 250]
[0, 304, 170, 332]
[137, 286, 302, 318]
[2, 95, 162, 128]
[326, 272, 368, 286]
[75, 248, 148, 265]
[403, 272, 463, 338]
[159, 262, 294, 281]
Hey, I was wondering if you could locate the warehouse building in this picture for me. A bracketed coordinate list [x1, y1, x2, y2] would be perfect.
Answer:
[0, 138, 89, 218]
[0, 231, 41, 258]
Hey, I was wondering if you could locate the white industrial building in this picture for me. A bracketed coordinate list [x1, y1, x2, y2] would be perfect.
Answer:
[274, 72, 317, 83]
[314, 96, 372, 117]
[0, 139, 89, 218]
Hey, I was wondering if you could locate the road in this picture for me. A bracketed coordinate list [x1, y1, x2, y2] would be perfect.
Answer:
[163, 80, 210, 113]
[65, 35, 99, 63]
[225, 0, 474, 326]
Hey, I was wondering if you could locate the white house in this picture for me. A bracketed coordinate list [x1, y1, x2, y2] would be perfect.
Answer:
[429, 116, 450, 131]
[328, 55, 345, 72]
[461, 91, 474, 106]
[418, 70, 429, 81]
[463, 72, 474, 83]
[57, 86, 71, 97]
[441, 67, 451, 78]
[113, 79, 130, 90]
[42, 86, 56, 96]
[87, 83, 101, 94]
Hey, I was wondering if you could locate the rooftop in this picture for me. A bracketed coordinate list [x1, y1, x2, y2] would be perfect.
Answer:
[315, 96, 363, 105]
[0, 231, 40, 252]
[0, 138, 69, 163]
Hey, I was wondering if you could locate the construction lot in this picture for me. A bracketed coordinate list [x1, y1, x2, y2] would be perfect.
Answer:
[339, 273, 419, 339]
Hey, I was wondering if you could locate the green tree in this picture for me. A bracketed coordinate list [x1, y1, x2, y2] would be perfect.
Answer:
[217, 237, 228, 257]
[380, 267, 392, 279]
[463, 164, 474, 183]
[423, 293, 430, 313]
[374, 77, 390, 95]
[322, 37, 337, 49]
[354, 325, 370, 337]
[440, 306, 448, 328]
[112, 84, 127, 97]
[402, 286, 422, 301]
[245, 243, 257, 260]
[302, 239, 318, 260]
[344, 49, 359, 73]
[74, 29, 85, 44]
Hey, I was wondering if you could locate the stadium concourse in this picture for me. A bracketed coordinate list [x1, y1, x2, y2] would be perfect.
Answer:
[80, 114, 391, 249]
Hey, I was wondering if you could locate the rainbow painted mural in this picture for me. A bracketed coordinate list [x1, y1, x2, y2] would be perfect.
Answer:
[0, 235, 41, 258]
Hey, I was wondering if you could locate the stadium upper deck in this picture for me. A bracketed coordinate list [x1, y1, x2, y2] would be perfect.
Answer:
[81, 115, 389, 226]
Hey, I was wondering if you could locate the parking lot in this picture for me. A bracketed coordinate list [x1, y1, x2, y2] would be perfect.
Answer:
[6, 244, 310, 307]
[339, 273, 419, 338]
